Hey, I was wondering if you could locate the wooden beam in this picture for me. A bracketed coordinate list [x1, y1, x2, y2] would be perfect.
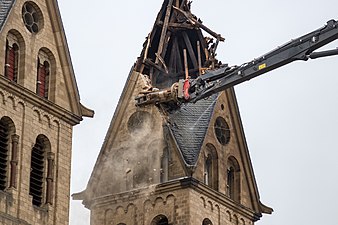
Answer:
[173, 6, 225, 42]
[155, 0, 174, 65]
[182, 31, 198, 69]
[174, 38, 183, 73]
[183, 49, 189, 79]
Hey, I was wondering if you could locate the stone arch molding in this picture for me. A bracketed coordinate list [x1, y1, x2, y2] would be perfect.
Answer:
[104, 203, 136, 225]
[199, 195, 249, 225]
[0, 90, 26, 110]
[31, 106, 59, 129]
[143, 194, 175, 225]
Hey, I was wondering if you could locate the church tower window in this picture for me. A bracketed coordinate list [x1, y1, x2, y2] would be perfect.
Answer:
[29, 135, 54, 207]
[36, 52, 51, 99]
[0, 118, 10, 191]
[204, 154, 212, 186]
[226, 156, 241, 202]
[214, 117, 231, 145]
[0, 117, 17, 190]
[4, 40, 19, 82]
[22, 2, 44, 34]
[203, 144, 218, 190]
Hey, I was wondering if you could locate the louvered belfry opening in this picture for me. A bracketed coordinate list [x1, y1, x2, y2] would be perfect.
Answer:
[135, 0, 224, 89]
[30, 137, 45, 207]
[36, 59, 50, 99]
[4, 40, 19, 82]
[0, 119, 10, 191]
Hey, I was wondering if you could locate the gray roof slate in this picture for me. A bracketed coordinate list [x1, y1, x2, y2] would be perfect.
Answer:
[0, 0, 15, 30]
[167, 94, 218, 166]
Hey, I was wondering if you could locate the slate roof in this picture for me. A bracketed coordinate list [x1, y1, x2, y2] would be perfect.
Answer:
[0, 0, 15, 30]
[167, 94, 218, 166]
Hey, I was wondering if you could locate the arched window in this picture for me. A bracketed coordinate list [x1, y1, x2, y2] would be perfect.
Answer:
[4, 41, 19, 82]
[29, 135, 54, 207]
[4, 32, 22, 82]
[202, 218, 213, 225]
[36, 57, 50, 99]
[226, 156, 240, 202]
[203, 144, 218, 190]
[160, 147, 169, 183]
[0, 117, 18, 190]
[204, 153, 212, 185]
[151, 215, 169, 225]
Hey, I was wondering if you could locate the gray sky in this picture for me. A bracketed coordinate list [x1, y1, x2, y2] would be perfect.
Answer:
[57, 1, 338, 224]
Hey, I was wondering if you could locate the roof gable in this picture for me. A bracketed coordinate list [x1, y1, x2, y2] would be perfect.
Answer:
[0, 0, 93, 119]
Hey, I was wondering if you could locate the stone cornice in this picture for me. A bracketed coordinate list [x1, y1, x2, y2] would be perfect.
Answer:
[85, 177, 262, 221]
[0, 76, 82, 125]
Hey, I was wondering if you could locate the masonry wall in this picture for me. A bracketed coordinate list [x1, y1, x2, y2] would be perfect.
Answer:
[0, 1, 81, 224]
[0, 83, 74, 225]
[88, 180, 258, 225]
[0, 0, 75, 112]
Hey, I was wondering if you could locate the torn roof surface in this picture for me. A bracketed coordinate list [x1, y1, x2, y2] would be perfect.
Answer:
[167, 94, 218, 165]
[0, 0, 15, 30]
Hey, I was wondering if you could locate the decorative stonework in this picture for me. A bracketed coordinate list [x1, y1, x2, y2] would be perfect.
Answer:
[22, 1, 43, 34]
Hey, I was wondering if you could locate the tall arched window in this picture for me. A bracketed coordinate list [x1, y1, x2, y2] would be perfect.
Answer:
[160, 147, 169, 183]
[36, 58, 50, 99]
[151, 215, 169, 225]
[0, 118, 10, 191]
[0, 117, 18, 190]
[204, 154, 212, 186]
[203, 144, 218, 190]
[4, 33, 20, 82]
[29, 135, 54, 207]
[226, 156, 241, 202]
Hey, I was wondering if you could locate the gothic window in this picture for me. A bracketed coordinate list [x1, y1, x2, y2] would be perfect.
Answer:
[202, 218, 213, 225]
[151, 215, 169, 225]
[22, 1, 44, 34]
[214, 117, 231, 145]
[36, 51, 51, 99]
[29, 135, 54, 207]
[203, 144, 218, 190]
[226, 156, 240, 202]
[0, 117, 18, 191]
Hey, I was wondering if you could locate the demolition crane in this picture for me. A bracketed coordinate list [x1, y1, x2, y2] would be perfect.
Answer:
[135, 19, 338, 106]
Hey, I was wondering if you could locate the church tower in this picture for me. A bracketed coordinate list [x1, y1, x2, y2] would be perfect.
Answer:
[75, 1, 272, 224]
[0, 0, 93, 224]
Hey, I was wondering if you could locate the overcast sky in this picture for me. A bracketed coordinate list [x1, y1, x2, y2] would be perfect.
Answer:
[57, 1, 338, 224]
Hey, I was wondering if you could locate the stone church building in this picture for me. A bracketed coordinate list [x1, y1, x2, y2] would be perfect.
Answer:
[0, 0, 93, 224]
[0, 0, 272, 225]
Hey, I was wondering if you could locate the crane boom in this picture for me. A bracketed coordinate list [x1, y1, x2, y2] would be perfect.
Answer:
[135, 19, 338, 106]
